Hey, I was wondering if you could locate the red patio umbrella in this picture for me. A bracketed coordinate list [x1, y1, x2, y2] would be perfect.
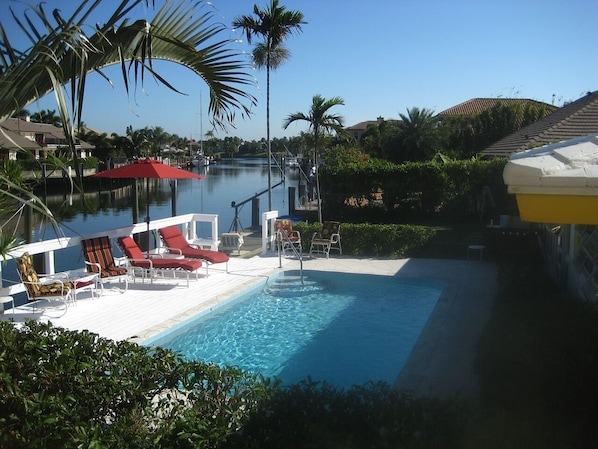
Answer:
[92, 158, 204, 250]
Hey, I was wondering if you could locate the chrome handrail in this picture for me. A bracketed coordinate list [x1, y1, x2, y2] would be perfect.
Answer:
[276, 229, 304, 285]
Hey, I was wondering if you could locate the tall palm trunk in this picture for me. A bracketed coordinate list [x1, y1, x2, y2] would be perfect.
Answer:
[314, 128, 322, 223]
[266, 55, 272, 211]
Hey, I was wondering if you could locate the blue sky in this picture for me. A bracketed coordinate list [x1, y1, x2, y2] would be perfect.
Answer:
[4, 0, 598, 142]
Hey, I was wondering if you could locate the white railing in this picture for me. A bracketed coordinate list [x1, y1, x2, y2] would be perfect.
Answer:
[0, 213, 219, 296]
[262, 210, 280, 254]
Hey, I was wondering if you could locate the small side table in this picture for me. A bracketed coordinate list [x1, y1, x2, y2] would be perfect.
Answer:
[467, 244, 486, 261]
[0, 295, 15, 317]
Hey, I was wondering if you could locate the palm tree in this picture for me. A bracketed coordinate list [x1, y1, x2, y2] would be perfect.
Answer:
[395, 107, 439, 162]
[1, 0, 257, 175]
[127, 128, 151, 158]
[283, 94, 346, 223]
[30, 109, 62, 127]
[233, 0, 306, 211]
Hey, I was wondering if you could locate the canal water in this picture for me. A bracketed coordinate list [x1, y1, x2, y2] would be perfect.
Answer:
[27, 158, 302, 272]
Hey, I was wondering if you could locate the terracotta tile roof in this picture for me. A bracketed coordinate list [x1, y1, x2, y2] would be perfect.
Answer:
[480, 91, 598, 157]
[439, 98, 556, 117]
[346, 119, 383, 131]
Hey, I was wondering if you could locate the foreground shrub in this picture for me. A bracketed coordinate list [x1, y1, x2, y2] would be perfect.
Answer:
[0, 321, 472, 449]
[0, 320, 275, 449]
[227, 378, 472, 449]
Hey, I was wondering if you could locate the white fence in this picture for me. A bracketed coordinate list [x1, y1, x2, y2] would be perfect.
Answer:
[0, 213, 220, 296]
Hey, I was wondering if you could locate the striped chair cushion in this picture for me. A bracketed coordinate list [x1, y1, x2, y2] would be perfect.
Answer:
[81, 237, 128, 278]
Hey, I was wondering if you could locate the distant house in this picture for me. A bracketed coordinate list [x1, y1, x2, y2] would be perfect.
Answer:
[480, 91, 598, 157]
[0, 127, 41, 160]
[345, 117, 385, 141]
[0, 117, 95, 159]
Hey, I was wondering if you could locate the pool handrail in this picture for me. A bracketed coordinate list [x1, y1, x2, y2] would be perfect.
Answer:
[276, 229, 304, 285]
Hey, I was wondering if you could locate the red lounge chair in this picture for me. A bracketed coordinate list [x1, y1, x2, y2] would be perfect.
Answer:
[117, 236, 202, 287]
[158, 225, 229, 273]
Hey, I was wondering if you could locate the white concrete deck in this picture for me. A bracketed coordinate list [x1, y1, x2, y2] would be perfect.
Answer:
[2, 254, 497, 400]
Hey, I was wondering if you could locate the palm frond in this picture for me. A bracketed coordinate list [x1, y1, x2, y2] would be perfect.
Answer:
[0, 0, 256, 131]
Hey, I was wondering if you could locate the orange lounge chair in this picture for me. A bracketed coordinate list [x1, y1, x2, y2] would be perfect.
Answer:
[158, 225, 229, 273]
[117, 236, 202, 287]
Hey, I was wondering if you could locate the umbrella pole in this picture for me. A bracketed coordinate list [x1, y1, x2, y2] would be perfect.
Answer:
[146, 178, 151, 252]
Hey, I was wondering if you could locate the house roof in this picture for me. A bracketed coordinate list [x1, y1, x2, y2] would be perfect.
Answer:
[346, 117, 385, 131]
[1, 117, 58, 133]
[346, 120, 378, 131]
[0, 127, 42, 150]
[0, 117, 94, 149]
[481, 91, 598, 157]
[438, 97, 557, 117]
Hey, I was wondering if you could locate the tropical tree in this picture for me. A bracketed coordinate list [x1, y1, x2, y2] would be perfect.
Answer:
[127, 127, 151, 158]
[30, 109, 62, 127]
[79, 130, 116, 161]
[391, 107, 440, 163]
[283, 94, 347, 223]
[0, 0, 257, 247]
[233, 0, 306, 211]
[111, 132, 136, 158]
[146, 126, 169, 156]
[223, 136, 242, 158]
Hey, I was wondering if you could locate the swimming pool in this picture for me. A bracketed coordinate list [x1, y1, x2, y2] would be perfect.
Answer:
[145, 270, 444, 389]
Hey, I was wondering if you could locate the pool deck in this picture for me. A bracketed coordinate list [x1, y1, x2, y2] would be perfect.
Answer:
[2, 254, 496, 401]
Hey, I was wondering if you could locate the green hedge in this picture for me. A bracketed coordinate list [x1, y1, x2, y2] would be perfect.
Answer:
[319, 158, 512, 222]
[294, 222, 438, 258]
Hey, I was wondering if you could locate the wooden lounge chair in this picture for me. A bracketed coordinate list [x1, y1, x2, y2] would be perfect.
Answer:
[158, 225, 229, 273]
[275, 219, 302, 256]
[117, 236, 202, 287]
[81, 236, 129, 293]
[15, 252, 72, 317]
[309, 221, 342, 258]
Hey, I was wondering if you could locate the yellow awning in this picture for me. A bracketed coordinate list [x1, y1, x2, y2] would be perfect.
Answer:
[503, 134, 598, 225]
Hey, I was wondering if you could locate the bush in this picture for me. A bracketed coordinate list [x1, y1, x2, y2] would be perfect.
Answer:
[228, 379, 472, 449]
[0, 320, 275, 449]
[294, 222, 437, 257]
[319, 158, 509, 223]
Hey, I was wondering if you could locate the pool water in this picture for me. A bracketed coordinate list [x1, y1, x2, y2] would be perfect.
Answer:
[145, 271, 444, 389]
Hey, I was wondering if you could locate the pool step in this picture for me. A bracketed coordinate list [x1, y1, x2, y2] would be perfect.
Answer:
[264, 276, 322, 297]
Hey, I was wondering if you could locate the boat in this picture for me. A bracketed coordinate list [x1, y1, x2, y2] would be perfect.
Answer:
[192, 154, 211, 167]
[286, 157, 300, 169]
